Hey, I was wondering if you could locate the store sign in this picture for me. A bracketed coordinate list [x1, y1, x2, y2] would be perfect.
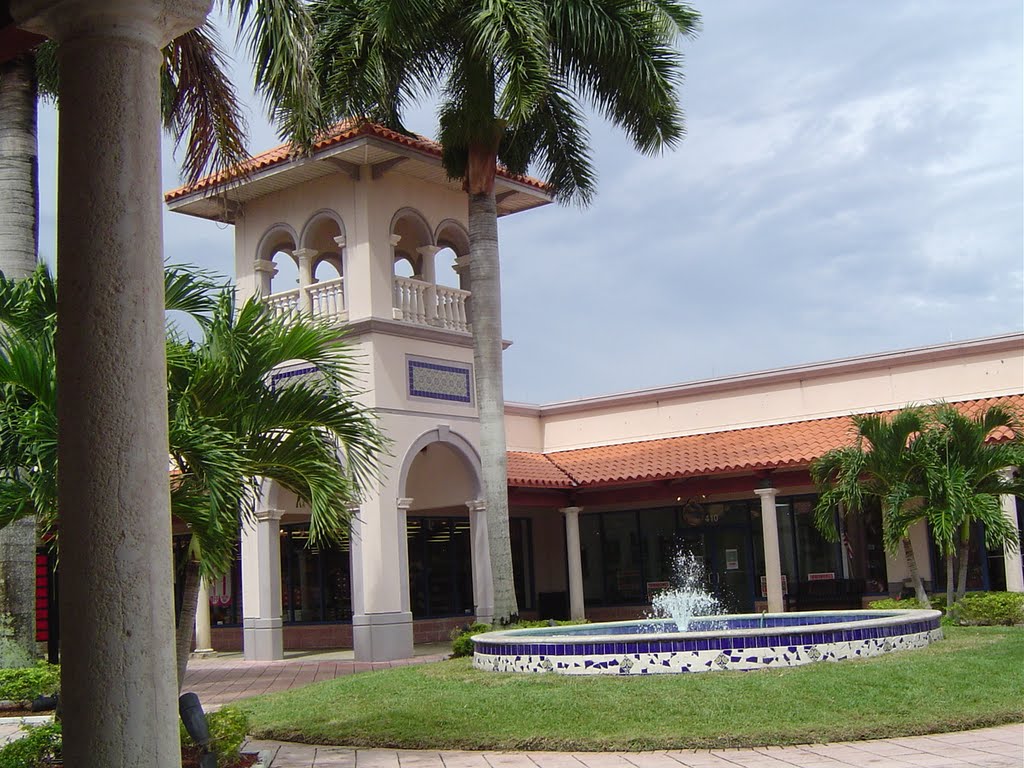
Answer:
[209, 572, 232, 606]
[725, 549, 739, 570]
[760, 574, 788, 597]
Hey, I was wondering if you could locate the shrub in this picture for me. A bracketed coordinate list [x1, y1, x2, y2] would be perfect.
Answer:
[180, 705, 250, 768]
[0, 721, 61, 768]
[450, 623, 492, 657]
[953, 592, 1024, 626]
[867, 596, 946, 613]
[0, 662, 60, 702]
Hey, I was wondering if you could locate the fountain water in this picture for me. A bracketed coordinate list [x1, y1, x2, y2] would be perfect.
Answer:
[648, 552, 721, 631]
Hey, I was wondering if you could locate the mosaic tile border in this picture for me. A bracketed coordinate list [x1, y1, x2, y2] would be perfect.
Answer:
[472, 610, 942, 675]
[407, 357, 473, 404]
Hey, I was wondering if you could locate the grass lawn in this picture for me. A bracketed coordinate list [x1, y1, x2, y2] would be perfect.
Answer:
[239, 626, 1024, 751]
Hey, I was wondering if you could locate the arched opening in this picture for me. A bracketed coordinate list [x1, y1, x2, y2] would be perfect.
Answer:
[401, 433, 484, 620]
[300, 211, 346, 281]
[256, 225, 299, 298]
[435, 220, 469, 291]
[391, 208, 433, 280]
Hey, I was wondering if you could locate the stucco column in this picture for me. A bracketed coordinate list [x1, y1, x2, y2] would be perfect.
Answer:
[999, 470, 1023, 593]
[293, 247, 316, 314]
[468, 499, 494, 624]
[9, 1, 211, 764]
[755, 487, 786, 612]
[241, 506, 284, 661]
[350, 492, 414, 661]
[253, 258, 277, 297]
[561, 506, 586, 620]
[194, 577, 213, 654]
[417, 245, 441, 325]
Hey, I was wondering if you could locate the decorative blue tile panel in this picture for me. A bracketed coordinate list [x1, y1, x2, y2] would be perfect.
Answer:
[407, 358, 472, 403]
[271, 365, 319, 389]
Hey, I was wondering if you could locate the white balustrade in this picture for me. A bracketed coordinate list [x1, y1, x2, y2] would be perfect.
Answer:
[392, 277, 471, 332]
[392, 276, 430, 325]
[306, 277, 347, 323]
[434, 285, 471, 332]
[266, 288, 299, 321]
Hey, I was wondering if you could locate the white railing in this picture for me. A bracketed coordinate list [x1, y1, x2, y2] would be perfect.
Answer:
[392, 276, 430, 325]
[306, 277, 347, 323]
[434, 285, 471, 332]
[266, 288, 299, 321]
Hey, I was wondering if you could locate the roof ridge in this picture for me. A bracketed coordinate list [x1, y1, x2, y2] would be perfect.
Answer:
[540, 453, 581, 487]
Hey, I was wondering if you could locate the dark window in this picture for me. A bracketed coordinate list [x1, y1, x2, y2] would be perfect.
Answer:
[407, 517, 473, 618]
[280, 524, 352, 623]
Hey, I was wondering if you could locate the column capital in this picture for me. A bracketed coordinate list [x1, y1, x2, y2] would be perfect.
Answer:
[389, 234, 402, 247]
[754, 487, 777, 498]
[453, 256, 471, 274]
[560, 506, 583, 516]
[416, 245, 442, 257]
[12, 0, 211, 46]
[292, 247, 317, 263]
[396, 497, 414, 512]
[255, 508, 284, 524]
[333, 235, 347, 249]
[466, 499, 486, 513]
[253, 258, 278, 275]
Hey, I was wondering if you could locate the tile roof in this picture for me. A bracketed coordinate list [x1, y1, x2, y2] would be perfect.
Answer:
[164, 120, 550, 202]
[507, 395, 1024, 488]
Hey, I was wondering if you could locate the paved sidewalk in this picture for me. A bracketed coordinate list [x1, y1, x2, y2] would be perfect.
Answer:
[183, 644, 451, 707]
[246, 725, 1023, 768]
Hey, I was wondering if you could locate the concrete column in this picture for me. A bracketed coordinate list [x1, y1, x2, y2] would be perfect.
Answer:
[9, 1, 211, 764]
[561, 506, 586, 620]
[253, 258, 278, 297]
[468, 499, 494, 624]
[241, 506, 284, 661]
[293, 247, 316, 314]
[417, 245, 440, 325]
[999, 469, 1023, 592]
[350, 491, 414, 661]
[755, 487, 786, 612]
[193, 577, 213, 654]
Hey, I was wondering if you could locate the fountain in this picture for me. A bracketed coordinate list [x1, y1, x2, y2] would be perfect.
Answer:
[473, 553, 942, 675]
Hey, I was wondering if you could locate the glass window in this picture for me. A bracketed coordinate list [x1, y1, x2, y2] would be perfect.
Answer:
[601, 512, 643, 604]
[640, 508, 678, 587]
[580, 514, 605, 604]
[407, 517, 473, 618]
[793, 497, 841, 579]
[510, 518, 535, 611]
[843, 500, 887, 593]
[280, 524, 352, 623]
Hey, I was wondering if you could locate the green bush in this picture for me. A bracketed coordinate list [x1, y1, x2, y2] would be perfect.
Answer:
[450, 623, 492, 657]
[180, 706, 250, 768]
[867, 596, 946, 613]
[954, 592, 1024, 626]
[0, 721, 61, 768]
[0, 662, 60, 702]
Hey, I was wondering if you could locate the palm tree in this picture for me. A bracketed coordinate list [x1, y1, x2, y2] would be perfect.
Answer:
[811, 409, 932, 606]
[308, 0, 700, 624]
[920, 403, 1024, 607]
[0, 266, 387, 686]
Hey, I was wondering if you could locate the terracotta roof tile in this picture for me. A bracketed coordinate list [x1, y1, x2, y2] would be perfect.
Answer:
[507, 395, 1023, 488]
[165, 120, 549, 202]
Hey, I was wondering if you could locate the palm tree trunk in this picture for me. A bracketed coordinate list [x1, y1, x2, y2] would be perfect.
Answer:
[945, 552, 954, 609]
[175, 558, 202, 691]
[0, 53, 40, 668]
[901, 537, 929, 606]
[955, 524, 971, 603]
[467, 142, 518, 625]
[0, 53, 39, 278]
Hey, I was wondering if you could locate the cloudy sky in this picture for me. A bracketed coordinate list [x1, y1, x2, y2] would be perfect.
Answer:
[36, 0, 1023, 404]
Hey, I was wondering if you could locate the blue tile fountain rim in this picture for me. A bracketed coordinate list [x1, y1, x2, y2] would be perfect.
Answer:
[472, 610, 941, 657]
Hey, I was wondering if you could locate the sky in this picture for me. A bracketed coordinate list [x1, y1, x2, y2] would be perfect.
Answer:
[35, 0, 1024, 404]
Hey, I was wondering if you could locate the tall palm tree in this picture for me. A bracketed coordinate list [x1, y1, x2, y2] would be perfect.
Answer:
[308, 0, 700, 624]
[919, 403, 1023, 607]
[0, 266, 386, 686]
[811, 409, 932, 606]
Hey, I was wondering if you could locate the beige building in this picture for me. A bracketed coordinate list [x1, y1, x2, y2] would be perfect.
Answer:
[167, 123, 1024, 663]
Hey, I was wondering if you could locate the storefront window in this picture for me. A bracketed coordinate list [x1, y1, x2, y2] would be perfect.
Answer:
[580, 514, 604, 604]
[601, 512, 643, 603]
[280, 524, 352, 623]
[407, 517, 473, 618]
[843, 500, 888, 593]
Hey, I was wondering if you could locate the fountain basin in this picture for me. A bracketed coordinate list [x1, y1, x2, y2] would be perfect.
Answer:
[472, 609, 942, 675]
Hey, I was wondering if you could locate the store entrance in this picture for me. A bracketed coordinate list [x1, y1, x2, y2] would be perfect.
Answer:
[677, 526, 755, 613]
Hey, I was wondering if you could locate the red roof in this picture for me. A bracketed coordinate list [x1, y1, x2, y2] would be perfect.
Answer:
[507, 395, 1023, 488]
[164, 120, 550, 202]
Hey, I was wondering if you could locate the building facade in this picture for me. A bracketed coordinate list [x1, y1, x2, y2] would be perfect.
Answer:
[166, 125, 1024, 663]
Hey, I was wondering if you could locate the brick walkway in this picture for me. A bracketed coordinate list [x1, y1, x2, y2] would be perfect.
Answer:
[244, 724, 1023, 768]
[182, 645, 451, 707]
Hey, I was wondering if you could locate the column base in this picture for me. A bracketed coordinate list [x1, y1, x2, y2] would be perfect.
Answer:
[243, 618, 283, 661]
[353, 612, 413, 662]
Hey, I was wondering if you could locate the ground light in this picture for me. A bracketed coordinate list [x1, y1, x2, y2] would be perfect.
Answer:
[178, 692, 216, 768]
